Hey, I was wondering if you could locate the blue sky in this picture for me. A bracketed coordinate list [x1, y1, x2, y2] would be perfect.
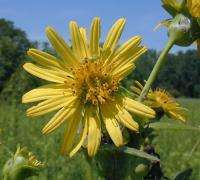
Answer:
[0, 0, 195, 51]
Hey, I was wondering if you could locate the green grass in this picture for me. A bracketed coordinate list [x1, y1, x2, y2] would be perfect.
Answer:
[154, 98, 200, 179]
[0, 103, 98, 179]
[0, 98, 200, 179]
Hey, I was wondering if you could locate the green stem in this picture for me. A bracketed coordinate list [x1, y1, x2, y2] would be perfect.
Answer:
[138, 40, 174, 101]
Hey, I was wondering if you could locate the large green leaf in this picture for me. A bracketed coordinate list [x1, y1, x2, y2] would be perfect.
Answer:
[101, 145, 160, 162]
[149, 122, 200, 132]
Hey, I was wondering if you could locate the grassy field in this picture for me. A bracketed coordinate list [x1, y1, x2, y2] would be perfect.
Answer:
[0, 103, 99, 179]
[154, 98, 200, 179]
[0, 98, 200, 179]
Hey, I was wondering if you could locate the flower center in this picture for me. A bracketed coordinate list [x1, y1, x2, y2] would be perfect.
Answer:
[66, 58, 119, 105]
[155, 90, 171, 107]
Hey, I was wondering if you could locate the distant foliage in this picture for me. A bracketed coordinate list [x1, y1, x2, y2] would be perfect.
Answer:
[0, 19, 48, 103]
[0, 19, 31, 92]
[124, 49, 200, 98]
[157, 50, 200, 98]
[0, 69, 42, 103]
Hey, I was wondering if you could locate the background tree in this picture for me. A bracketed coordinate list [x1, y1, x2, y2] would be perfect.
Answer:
[0, 19, 30, 92]
[124, 49, 200, 98]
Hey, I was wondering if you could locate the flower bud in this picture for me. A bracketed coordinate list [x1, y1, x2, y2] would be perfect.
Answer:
[168, 14, 195, 46]
[159, 0, 200, 52]
[3, 145, 43, 180]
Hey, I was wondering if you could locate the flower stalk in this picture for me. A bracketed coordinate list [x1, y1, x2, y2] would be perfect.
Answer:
[138, 39, 174, 101]
[139, 8, 198, 102]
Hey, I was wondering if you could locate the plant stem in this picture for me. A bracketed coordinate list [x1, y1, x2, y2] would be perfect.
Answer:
[138, 40, 174, 101]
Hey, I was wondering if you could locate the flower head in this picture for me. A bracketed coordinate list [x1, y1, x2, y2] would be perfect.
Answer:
[132, 81, 187, 122]
[3, 145, 43, 180]
[23, 18, 155, 157]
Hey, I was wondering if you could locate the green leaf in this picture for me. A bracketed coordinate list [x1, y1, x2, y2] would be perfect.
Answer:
[101, 145, 160, 162]
[174, 168, 192, 180]
[149, 122, 200, 132]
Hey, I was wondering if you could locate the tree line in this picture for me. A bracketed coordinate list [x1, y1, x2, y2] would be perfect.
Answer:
[0, 18, 199, 103]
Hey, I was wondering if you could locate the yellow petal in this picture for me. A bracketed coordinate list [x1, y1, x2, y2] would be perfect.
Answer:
[168, 111, 186, 122]
[188, 0, 200, 17]
[112, 46, 147, 73]
[101, 48, 112, 65]
[112, 63, 135, 80]
[122, 46, 147, 64]
[61, 105, 82, 155]
[86, 106, 101, 156]
[131, 87, 142, 96]
[110, 36, 142, 63]
[101, 103, 123, 146]
[134, 80, 144, 90]
[45, 26, 78, 67]
[23, 63, 67, 83]
[79, 27, 90, 56]
[104, 36, 145, 68]
[103, 18, 126, 51]
[42, 100, 80, 134]
[27, 48, 67, 71]
[22, 84, 71, 103]
[117, 108, 139, 131]
[90, 17, 100, 57]
[70, 21, 88, 60]
[103, 117, 123, 147]
[125, 97, 155, 118]
[79, 27, 88, 45]
[69, 111, 88, 157]
[27, 95, 76, 117]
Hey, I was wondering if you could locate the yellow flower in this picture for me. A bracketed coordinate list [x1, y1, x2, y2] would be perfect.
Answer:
[187, 0, 200, 18]
[161, 0, 200, 17]
[22, 18, 155, 157]
[132, 81, 187, 122]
